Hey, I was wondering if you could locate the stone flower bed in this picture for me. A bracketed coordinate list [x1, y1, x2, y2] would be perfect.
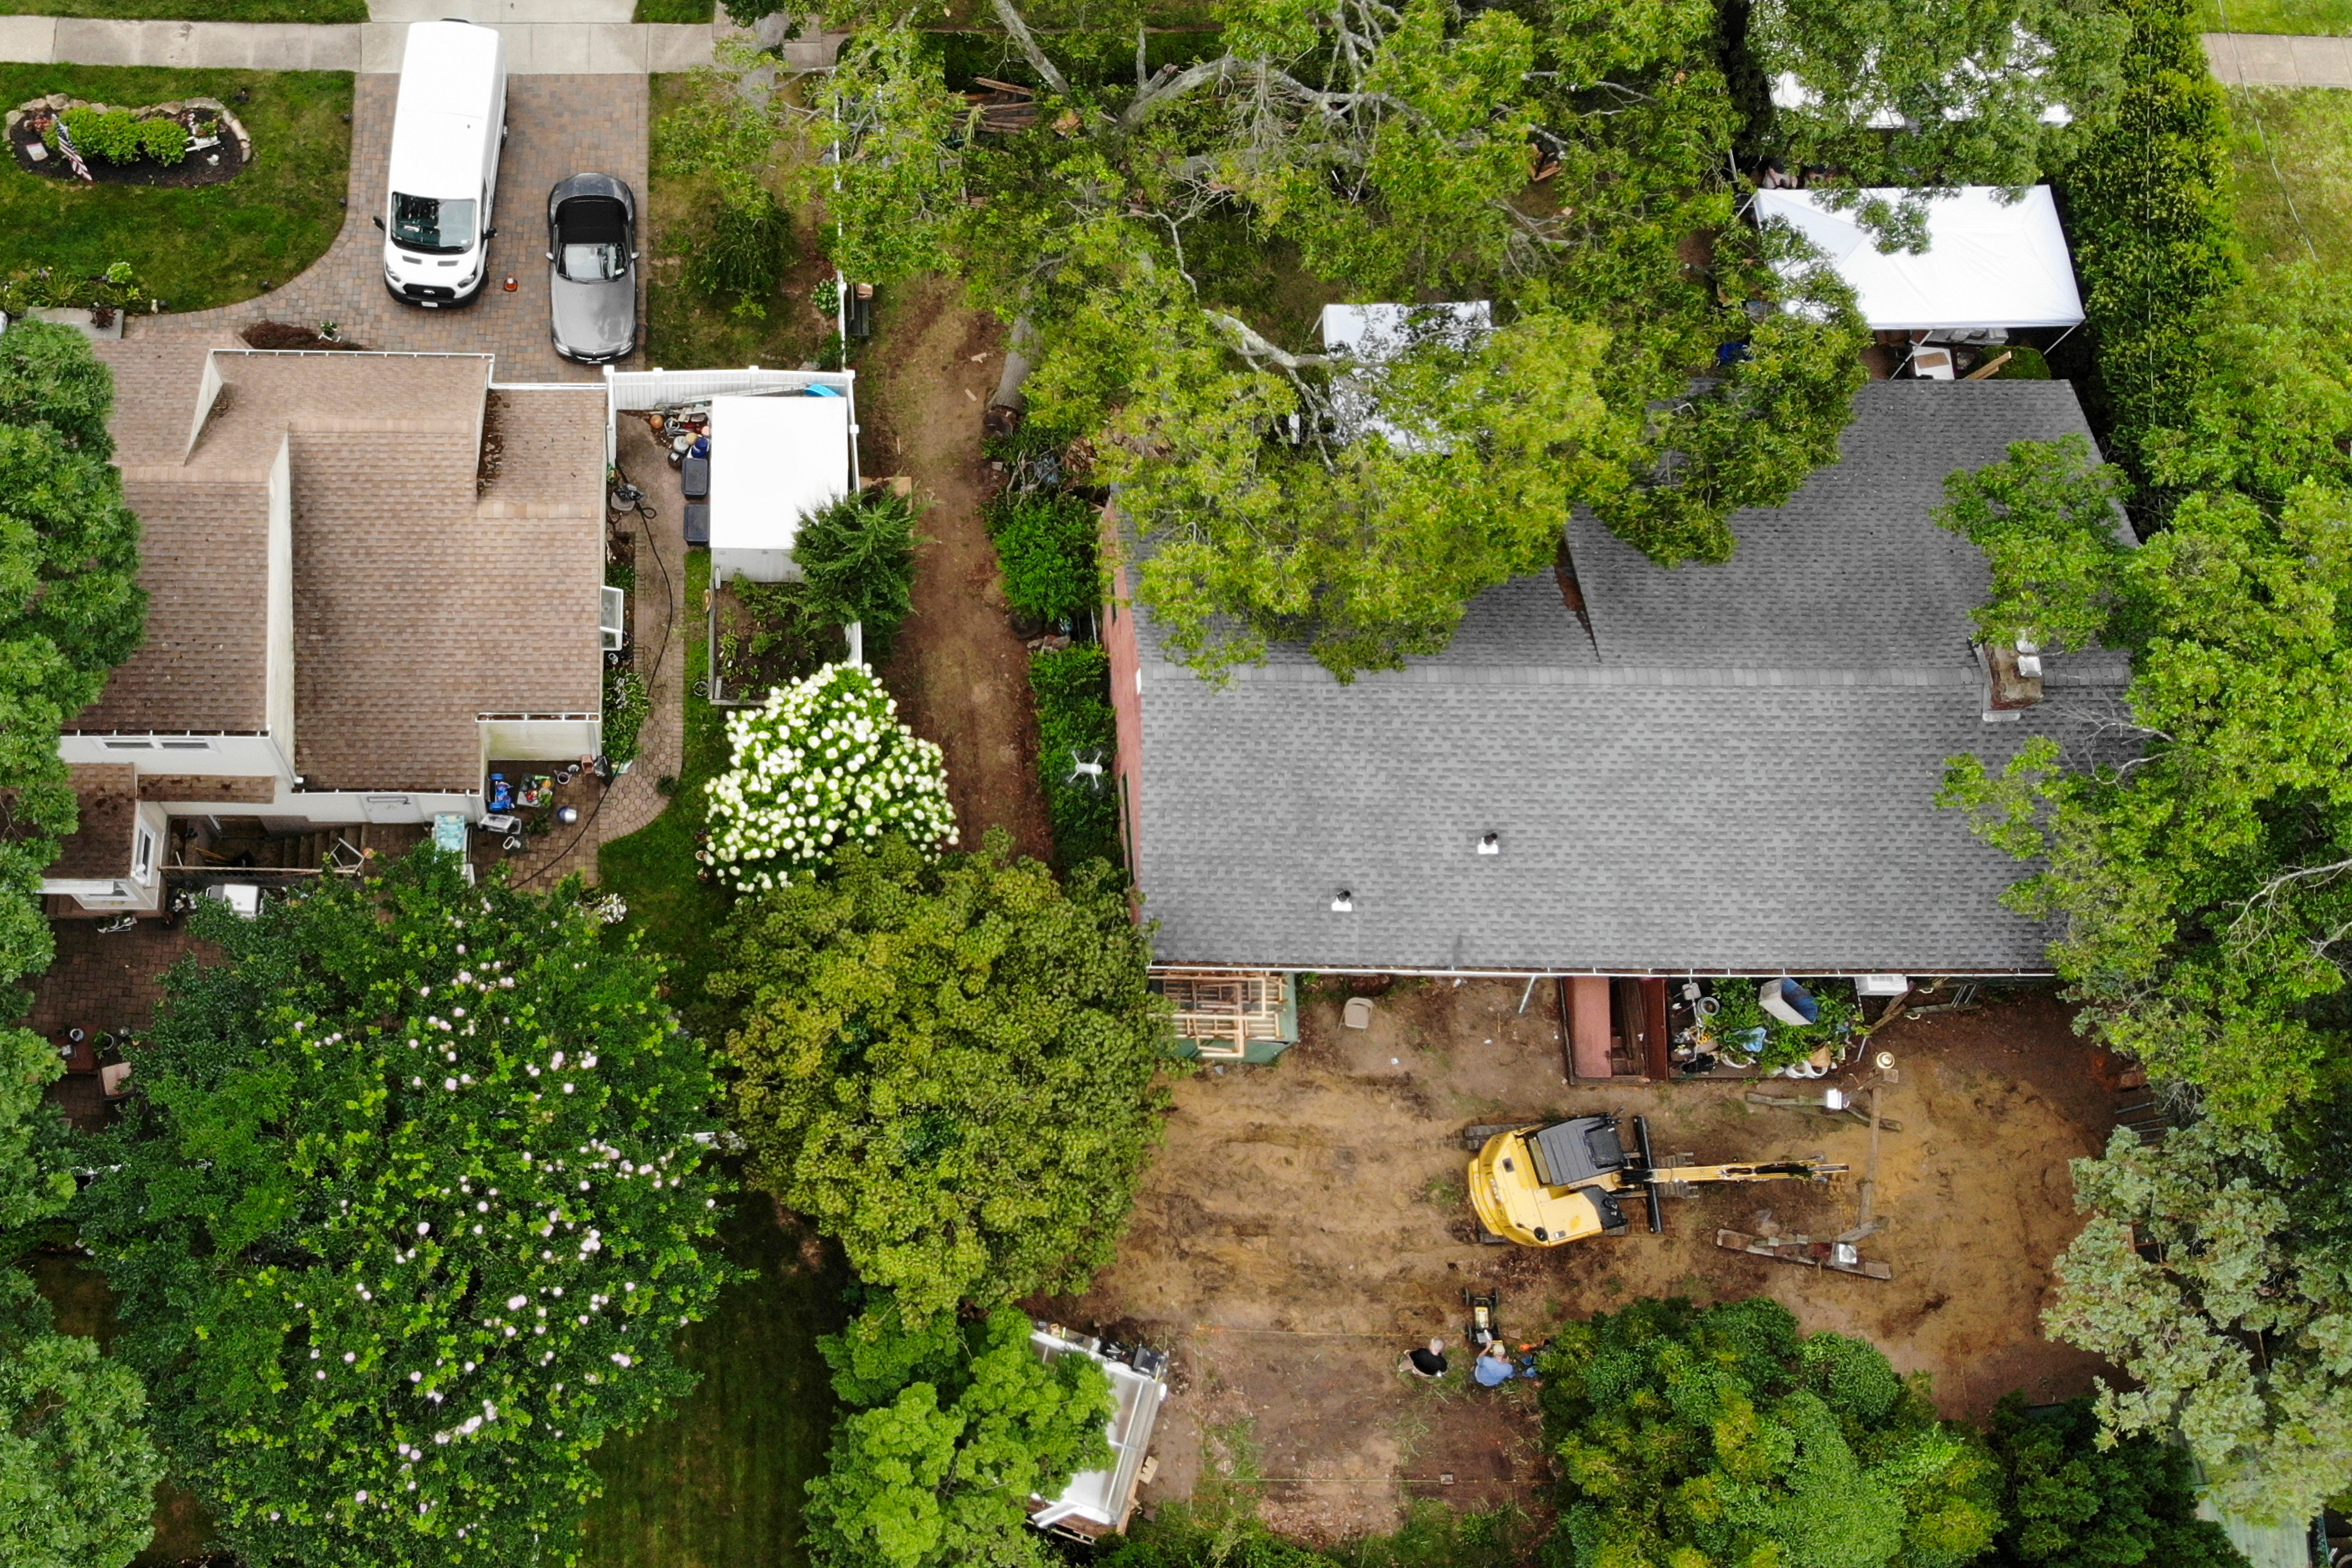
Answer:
[7, 94, 253, 188]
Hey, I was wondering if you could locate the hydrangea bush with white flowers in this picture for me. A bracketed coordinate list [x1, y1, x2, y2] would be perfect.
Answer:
[701, 661, 957, 891]
[75, 850, 731, 1568]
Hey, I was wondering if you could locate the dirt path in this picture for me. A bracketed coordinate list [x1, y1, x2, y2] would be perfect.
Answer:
[859, 276, 1055, 864]
[1039, 980, 2121, 1544]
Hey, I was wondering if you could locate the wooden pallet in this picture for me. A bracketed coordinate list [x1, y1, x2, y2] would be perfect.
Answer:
[1715, 1229, 1892, 1279]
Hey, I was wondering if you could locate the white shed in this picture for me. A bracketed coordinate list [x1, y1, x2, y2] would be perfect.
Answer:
[1755, 186, 2085, 333]
[707, 392, 853, 584]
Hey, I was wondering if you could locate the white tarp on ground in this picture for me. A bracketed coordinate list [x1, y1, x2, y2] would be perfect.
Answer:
[1755, 186, 2085, 332]
[707, 392, 852, 584]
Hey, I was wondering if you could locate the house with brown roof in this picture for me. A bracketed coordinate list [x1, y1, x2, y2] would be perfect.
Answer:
[43, 343, 610, 913]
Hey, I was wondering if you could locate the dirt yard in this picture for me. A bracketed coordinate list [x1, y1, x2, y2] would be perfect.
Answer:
[1036, 978, 2123, 1544]
[856, 276, 1056, 865]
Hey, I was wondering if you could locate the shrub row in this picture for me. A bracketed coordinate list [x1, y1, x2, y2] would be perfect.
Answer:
[1031, 645, 1120, 873]
[2051, 0, 2242, 507]
[985, 490, 1100, 624]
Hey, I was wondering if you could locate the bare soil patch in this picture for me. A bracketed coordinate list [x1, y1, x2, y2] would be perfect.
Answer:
[1037, 978, 2120, 1544]
[860, 275, 1054, 863]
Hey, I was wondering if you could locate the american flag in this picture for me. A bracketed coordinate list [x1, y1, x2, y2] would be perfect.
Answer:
[54, 119, 92, 183]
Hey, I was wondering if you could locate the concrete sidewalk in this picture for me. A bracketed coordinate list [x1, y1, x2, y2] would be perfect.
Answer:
[2205, 31, 2352, 87]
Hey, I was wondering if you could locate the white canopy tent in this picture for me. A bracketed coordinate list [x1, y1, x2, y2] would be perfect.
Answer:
[706, 392, 853, 584]
[1755, 185, 2085, 332]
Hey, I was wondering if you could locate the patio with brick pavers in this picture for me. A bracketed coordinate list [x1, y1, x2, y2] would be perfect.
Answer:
[26, 918, 209, 1131]
[132, 72, 647, 384]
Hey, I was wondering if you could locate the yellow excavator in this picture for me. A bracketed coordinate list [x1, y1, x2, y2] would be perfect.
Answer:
[1467, 1115, 1847, 1246]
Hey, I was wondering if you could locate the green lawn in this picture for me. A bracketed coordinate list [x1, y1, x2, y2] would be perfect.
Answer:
[2229, 86, 2352, 271]
[0, 64, 350, 311]
[578, 1191, 844, 1568]
[0, 2, 364, 22]
[599, 547, 736, 1033]
[2196, 0, 2352, 33]
[591, 548, 846, 1568]
[643, 73, 832, 375]
[634, 0, 715, 20]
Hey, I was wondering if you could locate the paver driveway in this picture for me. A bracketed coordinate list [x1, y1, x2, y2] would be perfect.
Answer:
[135, 72, 647, 383]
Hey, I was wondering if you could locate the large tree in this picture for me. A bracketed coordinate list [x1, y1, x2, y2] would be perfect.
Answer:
[1938, 436, 2352, 1125]
[805, 1300, 1113, 1568]
[1538, 1296, 2000, 1568]
[0, 319, 144, 988]
[1983, 1393, 2249, 1568]
[0, 1270, 163, 1568]
[710, 831, 1172, 1320]
[2045, 1118, 2352, 1527]
[75, 852, 732, 1568]
[670, 0, 1902, 677]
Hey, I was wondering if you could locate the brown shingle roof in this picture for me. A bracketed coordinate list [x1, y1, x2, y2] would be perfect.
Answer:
[76, 471, 274, 734]
[46, 764, 138, 881]
[78, 339, 273, 734]
[89, 337, 217, 465]
[74, 350, 603, 794]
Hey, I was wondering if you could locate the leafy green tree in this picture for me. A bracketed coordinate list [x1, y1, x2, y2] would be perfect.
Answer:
[711, 831, 1172, 1320]
[793, 489, 920, 656]
[1538, 1296, 2000, 1568]
[0, 321, 145, 988]
[1984, 1394, 2249, 1568]
[0, 1270, 163, 1568]
[1750, 0, 2124, 240]
[1938, 438, 2352, 1124]
[2145, 261, 2352, 507]
[806, 1302, 1113, 1568]
[2045, 1119, 2352, 1527]
[0, 1026, 70, 1234]
[662, 0, 1893, 677]
[74, 852, 732, 1568]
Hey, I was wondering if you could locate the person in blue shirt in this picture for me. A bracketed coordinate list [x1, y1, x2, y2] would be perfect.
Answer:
[1475, 1340, 1542, 1387]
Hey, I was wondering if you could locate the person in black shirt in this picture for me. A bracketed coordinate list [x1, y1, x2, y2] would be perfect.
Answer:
[1404, 1337, 1449, 1379]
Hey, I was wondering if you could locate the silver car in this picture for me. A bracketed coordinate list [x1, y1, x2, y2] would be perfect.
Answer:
[546, 174, 637, 363]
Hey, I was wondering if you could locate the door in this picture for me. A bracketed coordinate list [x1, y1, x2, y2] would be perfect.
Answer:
[361, 794, 419, 824]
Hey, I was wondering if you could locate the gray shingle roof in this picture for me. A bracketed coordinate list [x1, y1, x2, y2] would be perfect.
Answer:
[1131, 379, 2124, 974]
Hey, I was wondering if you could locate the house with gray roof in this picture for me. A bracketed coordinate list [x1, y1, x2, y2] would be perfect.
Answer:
[1105, 380, 2129, 1050]
[40, 341, 612, 914]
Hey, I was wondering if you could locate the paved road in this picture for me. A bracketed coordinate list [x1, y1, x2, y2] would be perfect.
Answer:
[2205, 31, 2352, 86]
[133, 73, 648, 384]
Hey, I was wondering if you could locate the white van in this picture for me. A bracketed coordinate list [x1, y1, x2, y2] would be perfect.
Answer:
[377, 20, 508, 308]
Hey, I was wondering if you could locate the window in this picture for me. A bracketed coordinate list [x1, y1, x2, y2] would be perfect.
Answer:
[601, 586, 626, 653]
[562, 242, 626, 281]
[159, 739, 214, 752]
[101, 739, 153, 750]
[133, 826, 156, 881]
[390, 191, 477, 254]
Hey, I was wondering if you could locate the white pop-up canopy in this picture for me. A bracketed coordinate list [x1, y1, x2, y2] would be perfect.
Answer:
[1755, 185, 2084, 332]
[708, 392, 852, 584]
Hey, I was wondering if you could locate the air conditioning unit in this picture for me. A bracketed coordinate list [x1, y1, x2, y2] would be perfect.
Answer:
[600, 585, 626, 652]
